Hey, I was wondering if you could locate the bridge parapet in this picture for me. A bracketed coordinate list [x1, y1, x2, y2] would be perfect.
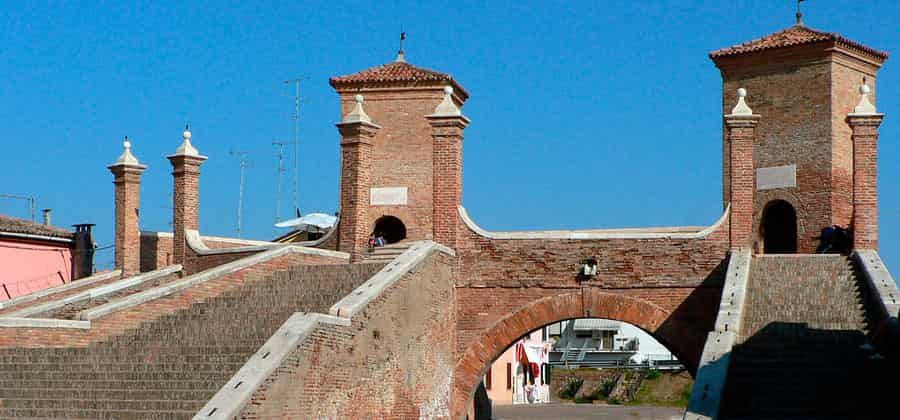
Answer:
[684, 248, 751, 420]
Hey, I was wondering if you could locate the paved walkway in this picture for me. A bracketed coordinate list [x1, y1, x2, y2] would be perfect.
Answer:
[493, 403, 684, 420]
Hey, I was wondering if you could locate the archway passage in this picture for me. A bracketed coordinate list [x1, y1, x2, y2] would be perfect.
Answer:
[452, 289, 704, 419]
[761, 200, 798, 254]
[372, 215, 406, 244]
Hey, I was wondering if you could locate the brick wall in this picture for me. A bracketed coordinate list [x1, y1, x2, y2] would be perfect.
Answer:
[240, 252, 457, 419]
[715, 44, 883, 253]
[336, 89, 448, 243]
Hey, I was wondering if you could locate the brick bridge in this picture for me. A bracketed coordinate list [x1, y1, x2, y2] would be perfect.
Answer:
[0, 18, 897, 420]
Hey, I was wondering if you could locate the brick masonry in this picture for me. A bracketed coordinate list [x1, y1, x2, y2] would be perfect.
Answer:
[240, 252, 457, 419]
[109, 165, 145, 276]
[713, 41, 885, 253]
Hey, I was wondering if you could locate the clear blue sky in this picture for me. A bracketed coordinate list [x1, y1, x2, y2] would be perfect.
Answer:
[0, 0, 897, 272]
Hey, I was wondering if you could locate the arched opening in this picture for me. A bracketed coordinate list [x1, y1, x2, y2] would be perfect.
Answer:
[472, 318, 689, 419]
[453, 290, 704, 419]
[760, 200, 798, 254]
[372, 215, 406, 244]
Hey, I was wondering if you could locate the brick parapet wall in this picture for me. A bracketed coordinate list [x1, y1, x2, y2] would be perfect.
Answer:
[240, 251, 457, 419]
[0, 251, 342, 349]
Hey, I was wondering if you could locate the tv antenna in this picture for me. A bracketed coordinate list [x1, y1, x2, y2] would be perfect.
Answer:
[283, 78, 305, 218]
[230, 150, 252, 238]
[271, 140, 296, 227]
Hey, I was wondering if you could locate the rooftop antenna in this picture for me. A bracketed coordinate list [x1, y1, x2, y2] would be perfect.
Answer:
[796, 0, 805, 25]
[229, 150, 252, 238]
[271, 140, 296, 229]
[396, 29, 406, 62]
[0, 194, 37, 222]
[283, 78, 304, 218]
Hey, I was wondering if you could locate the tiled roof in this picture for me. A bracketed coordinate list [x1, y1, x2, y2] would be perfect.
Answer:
[330, 60, 469, 97]
[573, 318, 620, 331]
[710, 24, 888, 61]
[0, 214, 73, 240]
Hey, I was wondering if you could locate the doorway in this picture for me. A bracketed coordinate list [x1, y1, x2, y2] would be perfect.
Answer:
[372, 216, 407, 244]
[760, 200, 798, 254]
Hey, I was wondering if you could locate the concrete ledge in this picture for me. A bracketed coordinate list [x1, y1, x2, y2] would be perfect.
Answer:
[713, 248, 751, 333]
[6, 265, 182, 318]
[459, 204, 730, 240]
[685, 248, 750, 420]
[142, 230, 277, 247]
[853, 250, 900, 319]
[194, 313, 349, 420]
[78, 246, 296, 321]
[329, 240, 454, 318]
[0, 317, 91, 329]
[0, 270, 122, 310]
[286, 244, 350, 261]
[684, 331, 737, 420]
[186, 229, 283, 256]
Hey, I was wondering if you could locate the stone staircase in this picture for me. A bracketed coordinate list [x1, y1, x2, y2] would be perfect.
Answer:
[0, 263, 382, 419]
[720, 255, 889, 418]
[364, 242, 412, 263]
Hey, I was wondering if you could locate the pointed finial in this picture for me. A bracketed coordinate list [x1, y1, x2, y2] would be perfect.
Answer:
[429, 86, 463, 117]
[395, 30, 407, 63]
[342, 94, 374, 124]
[852, 82, 878, 115]
[112, 135, 143, 166]
[796, 0, 804, 25]
[729, 88, 754, 116]
[173, 124, 200, 156]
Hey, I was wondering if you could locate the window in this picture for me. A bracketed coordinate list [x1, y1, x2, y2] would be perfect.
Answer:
[485, 367, 492, 390]
[506, 363, 512, 389]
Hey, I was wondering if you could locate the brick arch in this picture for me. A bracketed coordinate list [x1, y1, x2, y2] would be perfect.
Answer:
[450, 289, 696, 419]
[755, 189, 809, 251]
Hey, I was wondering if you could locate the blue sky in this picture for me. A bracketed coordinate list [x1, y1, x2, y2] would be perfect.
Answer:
[0, 0, 897, 272]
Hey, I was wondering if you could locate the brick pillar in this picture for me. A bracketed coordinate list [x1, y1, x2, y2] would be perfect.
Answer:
[724, 88, 760, 248]
[108, 137, 147, 276]
[848, 93, 883, 250]
[167, 126, 207, 267]
[337, 95, 380, 262]
[427, 86, 470, 250]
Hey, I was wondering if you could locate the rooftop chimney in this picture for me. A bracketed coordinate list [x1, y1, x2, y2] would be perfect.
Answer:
[42, 209, 52, 226]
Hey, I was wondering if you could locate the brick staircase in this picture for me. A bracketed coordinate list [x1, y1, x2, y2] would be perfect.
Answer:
[364, 242, 412, 263]
[720, 255, 888, 418]
[0, 263, 382, 419]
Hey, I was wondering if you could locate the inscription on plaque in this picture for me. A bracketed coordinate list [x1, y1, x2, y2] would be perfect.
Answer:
[756, 164, 797, 190]
[370, 187, 408, 206]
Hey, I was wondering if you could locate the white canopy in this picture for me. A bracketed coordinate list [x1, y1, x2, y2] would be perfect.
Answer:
[274, 213, 337, 230]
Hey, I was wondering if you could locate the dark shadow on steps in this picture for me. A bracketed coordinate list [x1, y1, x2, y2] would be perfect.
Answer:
[720, 321, 900, 419]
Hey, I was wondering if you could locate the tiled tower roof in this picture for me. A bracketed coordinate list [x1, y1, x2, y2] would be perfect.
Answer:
[330, 61, 469, 99]
[710, 24, 888, 61]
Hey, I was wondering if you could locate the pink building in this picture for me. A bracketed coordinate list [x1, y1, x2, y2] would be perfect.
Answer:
[484, 329, 553, 405]
[0, 214, 94, 302]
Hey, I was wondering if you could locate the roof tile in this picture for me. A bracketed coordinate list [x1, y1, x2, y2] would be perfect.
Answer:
[0, 214, 74, 240]
[710, 24, 888, 60]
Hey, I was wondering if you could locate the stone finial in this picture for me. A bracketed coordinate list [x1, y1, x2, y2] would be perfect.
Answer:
[729, 88, 754, 116]
[395, 49, 406, 63]
[852, 83, 878, 115]
[173, 124, 201, 157]
[111, 136, 145, 167]
[429, 86, 462, 117]
[342, 94, 374, 124]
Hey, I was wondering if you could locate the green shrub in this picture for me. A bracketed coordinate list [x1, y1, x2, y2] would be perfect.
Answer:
[574, 396, 594, 404]
[558, 377, 583, 400]
[646, 369, 662, 380]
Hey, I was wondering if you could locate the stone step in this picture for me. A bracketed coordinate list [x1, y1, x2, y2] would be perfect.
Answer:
[0, 398, 205, 411]
[0, 388, 214, 401]
[0, 379, 224, 391]
[0, 407, 195, 420]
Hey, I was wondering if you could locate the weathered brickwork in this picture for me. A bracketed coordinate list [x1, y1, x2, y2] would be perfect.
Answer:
[168, 154, 206, 267]
[333, 87, 466, 245]
[726, 116, 759, 247]
[429, 116, 468, 250]
[714, 42, 885, 253]
[241, 252, 456, 419]
[109, 165, 145, 276]
[848, 115, 883, 249]
[337, 120, 378, 261]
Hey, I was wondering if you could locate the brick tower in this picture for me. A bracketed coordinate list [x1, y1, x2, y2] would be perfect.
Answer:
[329, 53, 469, 257]
[711, 20, 887, 253]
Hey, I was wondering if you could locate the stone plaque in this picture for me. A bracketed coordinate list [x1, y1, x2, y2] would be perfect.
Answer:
[370, 187, 408, 206]
[756, 164, 796, 190]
